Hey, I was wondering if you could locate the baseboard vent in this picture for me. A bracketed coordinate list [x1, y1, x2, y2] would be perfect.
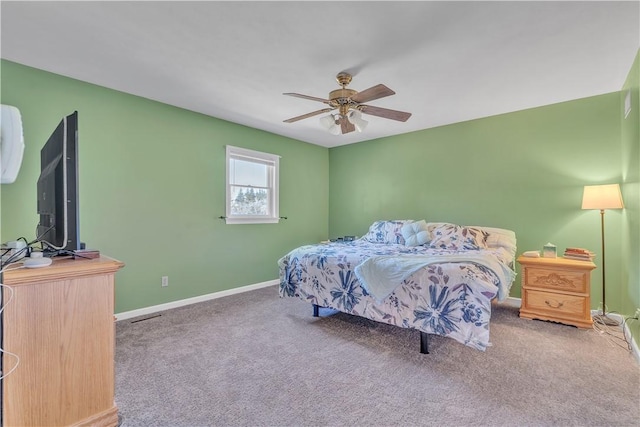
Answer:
[130, 314, 162, 323]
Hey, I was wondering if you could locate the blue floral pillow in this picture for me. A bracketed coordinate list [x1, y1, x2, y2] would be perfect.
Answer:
[428, 224, 489, 250]
[362, 220, 414, 245]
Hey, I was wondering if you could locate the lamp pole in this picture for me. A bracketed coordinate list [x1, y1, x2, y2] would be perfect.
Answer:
[581, 183, 624, 327]
[600, 209, 606, 316]
[595, 208, 619, 326]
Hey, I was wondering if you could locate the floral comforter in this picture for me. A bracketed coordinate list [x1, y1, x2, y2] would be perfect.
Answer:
[278, 240, 516, 351]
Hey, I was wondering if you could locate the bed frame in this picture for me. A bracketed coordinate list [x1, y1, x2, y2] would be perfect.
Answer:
[312, 304, 429, 354]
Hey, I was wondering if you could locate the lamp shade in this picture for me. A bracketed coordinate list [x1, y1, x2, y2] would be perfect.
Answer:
[328, 123, 341, 135]
[581, 184, 624, 210]
[319, 114, 335, 129]
[347, 110, 368, 132]
[319, 114, 341, 135]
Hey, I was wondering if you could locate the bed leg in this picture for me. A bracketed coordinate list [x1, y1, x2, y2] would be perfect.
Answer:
[420, 332, 429, 354]
[313, 304, 320, 317]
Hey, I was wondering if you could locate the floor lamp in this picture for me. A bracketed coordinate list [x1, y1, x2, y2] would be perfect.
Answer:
[581, 184, 624, 326]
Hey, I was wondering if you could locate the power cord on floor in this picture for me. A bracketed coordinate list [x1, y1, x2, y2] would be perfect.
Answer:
[592, 309, 639, 352]
[621, 316, 640, 351]
[0, 264, 25, 380]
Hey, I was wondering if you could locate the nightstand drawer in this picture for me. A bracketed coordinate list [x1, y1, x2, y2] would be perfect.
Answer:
[523, 289, 588, 320]
[525, 267, 588, 293]
[518, 256, 595, 328]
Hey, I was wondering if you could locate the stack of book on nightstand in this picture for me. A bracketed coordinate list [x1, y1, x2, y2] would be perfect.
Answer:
[563, 247, 596, 261]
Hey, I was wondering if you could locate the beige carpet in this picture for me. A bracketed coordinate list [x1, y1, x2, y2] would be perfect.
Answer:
[115, 285, 639, 426]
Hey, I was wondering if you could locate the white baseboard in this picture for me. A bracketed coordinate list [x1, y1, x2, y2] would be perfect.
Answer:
[115, 279, 279, 321]
[500, 296, 522, 308]
[496, 298, 639, 363]
[627, 326, 640, 364]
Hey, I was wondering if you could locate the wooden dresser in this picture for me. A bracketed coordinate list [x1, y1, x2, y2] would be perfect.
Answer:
[518, 256, 596, 328]
[2, 256, 124, 427]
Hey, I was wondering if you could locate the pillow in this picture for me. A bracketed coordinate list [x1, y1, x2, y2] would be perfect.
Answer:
[362, 220, 414, 245]
[426, 223, 516, 252]
[426, 222, 454, 239]
[401, 220, 430, 247]
[428, 223, 489, 250]
[467, 225, 517, 256]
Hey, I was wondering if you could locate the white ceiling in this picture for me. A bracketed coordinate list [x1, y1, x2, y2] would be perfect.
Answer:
[1, 1, 639, 148]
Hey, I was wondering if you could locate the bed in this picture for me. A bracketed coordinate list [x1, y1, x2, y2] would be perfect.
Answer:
[278, 220, 517, 352]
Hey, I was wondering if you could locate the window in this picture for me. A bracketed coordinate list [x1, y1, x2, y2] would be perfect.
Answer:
[225, 145, 280, 224]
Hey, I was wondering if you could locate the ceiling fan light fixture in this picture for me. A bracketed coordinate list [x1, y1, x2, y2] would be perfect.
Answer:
[320, 113, 341, 135]
[347, 109, 368, 132]
[319, 114, 335, 128]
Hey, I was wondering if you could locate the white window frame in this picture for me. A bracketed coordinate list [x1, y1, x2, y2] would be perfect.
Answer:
[225, 145, 280, 224]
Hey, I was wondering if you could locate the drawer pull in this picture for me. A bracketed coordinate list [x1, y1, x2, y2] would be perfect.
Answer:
[545, 300, 564, 309]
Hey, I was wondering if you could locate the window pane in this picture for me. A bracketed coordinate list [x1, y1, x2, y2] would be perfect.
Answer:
[225, 145, 279, 224]
[230, 185, 270, 216]
[229, 158, 268, 187]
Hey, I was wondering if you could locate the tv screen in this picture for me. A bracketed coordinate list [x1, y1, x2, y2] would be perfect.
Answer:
[36, 111, 80, 253]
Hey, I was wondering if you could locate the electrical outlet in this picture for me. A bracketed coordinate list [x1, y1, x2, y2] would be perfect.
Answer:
[161, 276, 169, 287]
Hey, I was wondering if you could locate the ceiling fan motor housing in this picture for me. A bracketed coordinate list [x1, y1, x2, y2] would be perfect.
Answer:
[331, 73, 358, 114]
[329, 88, 357, 107]
[335, 72, 353, 87]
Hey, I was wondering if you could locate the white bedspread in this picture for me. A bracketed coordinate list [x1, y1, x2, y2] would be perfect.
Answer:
[354, 250, 515, 303]
[279, 239, 517, 351]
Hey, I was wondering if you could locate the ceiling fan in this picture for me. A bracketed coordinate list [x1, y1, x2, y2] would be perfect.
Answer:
[283, 72, 412, 135]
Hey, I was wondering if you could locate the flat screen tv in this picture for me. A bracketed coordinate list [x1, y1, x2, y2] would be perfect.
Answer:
[36, 111, 81, 254]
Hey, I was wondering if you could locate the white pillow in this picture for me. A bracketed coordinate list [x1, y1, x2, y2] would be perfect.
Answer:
[401, 220, 430, 246]
[467, 226, 517, 256]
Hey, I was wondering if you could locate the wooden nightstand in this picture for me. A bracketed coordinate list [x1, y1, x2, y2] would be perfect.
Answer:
[518, 256, 596, 328]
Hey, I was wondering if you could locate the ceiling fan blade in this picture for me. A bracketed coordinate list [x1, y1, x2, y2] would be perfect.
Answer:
[283, 108, 334, 123]
[283, 93, 332, 104]
[351, 84, 395, 104]
[340, 116, 356, 134]
[359, 105, 412, 122]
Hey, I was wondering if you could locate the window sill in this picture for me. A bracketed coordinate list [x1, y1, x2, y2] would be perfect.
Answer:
[224, 217, 280, 225]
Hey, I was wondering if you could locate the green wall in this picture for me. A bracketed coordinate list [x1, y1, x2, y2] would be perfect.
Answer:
[329, 93, 625, 306]
[0, 60, 329, 313]
[621, 50, 640, 345]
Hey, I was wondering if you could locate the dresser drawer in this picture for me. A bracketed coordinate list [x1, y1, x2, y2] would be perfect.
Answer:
[523, 289, 588, 320]
[524, 267, 588, 293]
